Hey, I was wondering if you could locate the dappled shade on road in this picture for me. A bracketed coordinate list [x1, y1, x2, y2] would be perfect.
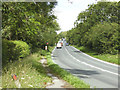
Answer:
[64, 68, 100, 78]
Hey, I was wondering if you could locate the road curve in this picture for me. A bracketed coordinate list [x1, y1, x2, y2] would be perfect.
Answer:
[51, 41, 119, 88]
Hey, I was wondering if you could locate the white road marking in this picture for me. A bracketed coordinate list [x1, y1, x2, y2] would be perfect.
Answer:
[64, 46, 119, 76]
[52, 47, 56, 54]
[51, 57, 57, 64]
[51, 47, 58, 64]
[71, 46, 118, 67]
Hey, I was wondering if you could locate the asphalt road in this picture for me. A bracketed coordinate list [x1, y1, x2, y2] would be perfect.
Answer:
[51, 41, 119, 88]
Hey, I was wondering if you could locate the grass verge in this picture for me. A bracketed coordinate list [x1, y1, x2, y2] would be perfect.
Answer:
[2, 52, 52, 88]
[72, 45, 118, 65]
[45, 46, 90, 88]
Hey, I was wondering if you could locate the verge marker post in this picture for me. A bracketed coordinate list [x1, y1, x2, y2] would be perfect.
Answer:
[45, 46, 47, 50]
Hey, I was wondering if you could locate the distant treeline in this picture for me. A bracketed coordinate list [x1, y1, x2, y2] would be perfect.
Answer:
[2, 2, 60, 64]
[66, 1, 120, 54]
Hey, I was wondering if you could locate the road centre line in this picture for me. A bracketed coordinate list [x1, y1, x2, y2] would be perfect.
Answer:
[71, 46, 118, 67]
[64, 46, 119, 76]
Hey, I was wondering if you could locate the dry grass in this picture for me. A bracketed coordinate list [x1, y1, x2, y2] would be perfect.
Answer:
[2, 53, 52, 88]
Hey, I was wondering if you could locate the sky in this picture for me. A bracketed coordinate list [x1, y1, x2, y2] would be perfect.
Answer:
[53, 0, 120, 34]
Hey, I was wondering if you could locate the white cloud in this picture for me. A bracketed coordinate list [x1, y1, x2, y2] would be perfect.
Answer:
[55, 10, 79, 31]
[54, 0, 120, 34]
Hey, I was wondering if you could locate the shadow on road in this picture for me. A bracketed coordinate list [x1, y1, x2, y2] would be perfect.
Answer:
[64, 68, 100, 78]
[73, 51, 81, 53]
[51, 55, 57, 57]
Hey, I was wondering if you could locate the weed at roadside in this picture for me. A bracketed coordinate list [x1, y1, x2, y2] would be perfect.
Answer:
[2, 53, 52, 88]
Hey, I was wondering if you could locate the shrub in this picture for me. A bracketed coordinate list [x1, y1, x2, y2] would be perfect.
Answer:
[2, 40, 30, 65]
[11, 40, 30, 58]
[87, 22, 118, 54]
[38, 49, 48, 56]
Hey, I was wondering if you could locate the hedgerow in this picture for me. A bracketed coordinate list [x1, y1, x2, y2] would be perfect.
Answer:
[2, 40, 30, 65]
[66, 1, 119, 54]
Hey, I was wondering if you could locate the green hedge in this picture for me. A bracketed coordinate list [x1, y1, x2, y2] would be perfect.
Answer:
[86, 22, 118, 54]
[2, 40, 30, 65]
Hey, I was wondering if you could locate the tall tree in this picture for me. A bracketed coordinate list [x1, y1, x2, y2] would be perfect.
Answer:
[2, 2, 60, 49]
[66, 1, 119, 54]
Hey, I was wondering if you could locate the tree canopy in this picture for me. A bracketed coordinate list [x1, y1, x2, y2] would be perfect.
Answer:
[66, 1, 119, 54]
[2, 2, 60, 49]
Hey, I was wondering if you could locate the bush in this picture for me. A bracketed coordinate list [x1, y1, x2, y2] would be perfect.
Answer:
[87, 22, 118, 54]
[2, 40, 30, 65]
[11, 40, 30, 58]
[38, 49, 48, 56]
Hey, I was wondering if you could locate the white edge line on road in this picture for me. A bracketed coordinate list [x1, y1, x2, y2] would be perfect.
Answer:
[51, 47, 57, 64]
[52, 46, 91, 78]
[65, 46, 119, 76]
[51, 57, 57, 64]
[71, 46, 118, 67]
[52, 46, 56, 54]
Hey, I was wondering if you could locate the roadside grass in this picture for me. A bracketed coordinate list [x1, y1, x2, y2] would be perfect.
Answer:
[0, 76, 1, 89]
[45, 46, 90, 88]
[72, 45, 118, 65]
[2, 52, 52, 88]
